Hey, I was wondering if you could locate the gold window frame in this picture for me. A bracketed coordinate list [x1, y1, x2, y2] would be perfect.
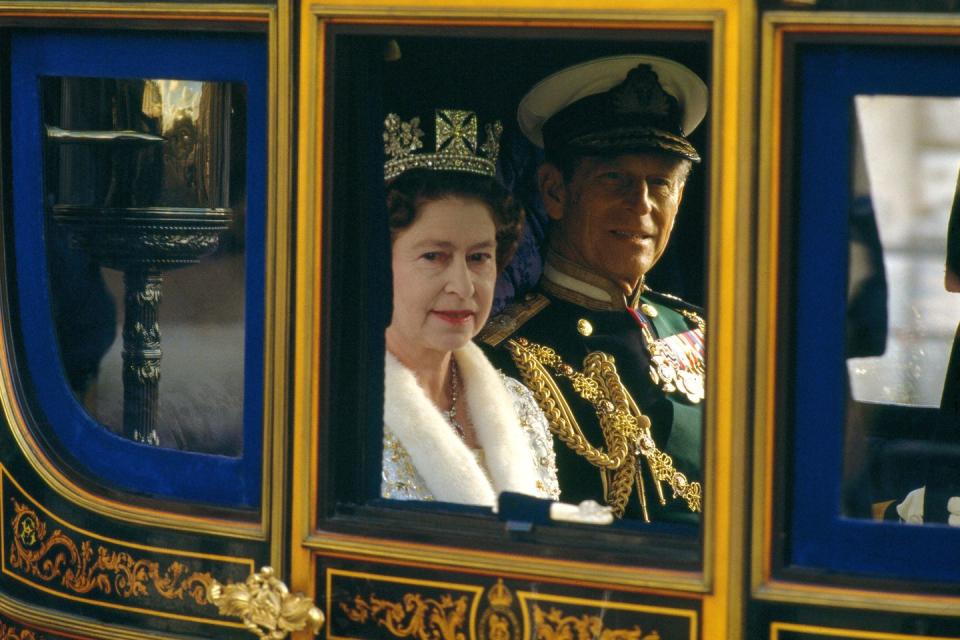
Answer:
[753, 10, 960, 617]
[292, 0, 755, 621]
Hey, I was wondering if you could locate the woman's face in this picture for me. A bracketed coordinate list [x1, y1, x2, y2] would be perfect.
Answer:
[387, 197, 498, 359]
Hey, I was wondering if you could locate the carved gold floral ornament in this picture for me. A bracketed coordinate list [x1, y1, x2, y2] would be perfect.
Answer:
[208, 566, 324, 639]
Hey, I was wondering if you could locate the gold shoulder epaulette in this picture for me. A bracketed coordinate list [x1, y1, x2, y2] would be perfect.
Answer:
[643, 288, 705, 333]
[478, 293, 550, 347]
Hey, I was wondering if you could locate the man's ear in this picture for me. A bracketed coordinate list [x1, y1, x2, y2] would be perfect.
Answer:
[653, 181, 686, 265]
[538, 163, 566, 221]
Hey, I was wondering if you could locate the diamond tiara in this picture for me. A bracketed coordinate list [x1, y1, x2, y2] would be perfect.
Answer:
[383, 109, 503, 182]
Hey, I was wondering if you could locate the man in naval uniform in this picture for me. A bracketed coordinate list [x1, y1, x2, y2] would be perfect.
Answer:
[480, 55, 707, 524]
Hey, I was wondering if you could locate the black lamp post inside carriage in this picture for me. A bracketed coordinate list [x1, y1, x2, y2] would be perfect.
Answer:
[44, 78, 234, 446]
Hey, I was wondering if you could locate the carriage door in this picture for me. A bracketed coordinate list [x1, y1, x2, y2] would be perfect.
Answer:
[0, 5, 315, 639]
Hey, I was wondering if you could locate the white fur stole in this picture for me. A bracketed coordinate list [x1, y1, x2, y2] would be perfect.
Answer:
[383, 341, 541, 506]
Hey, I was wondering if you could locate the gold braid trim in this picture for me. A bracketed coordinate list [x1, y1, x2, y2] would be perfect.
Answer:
[506, 338, 702, 517]
[679, 308, 705, 333]
[584, 352, 639, 518]
[644, 450, 702, 512]
[507, 340, 628, 469]
[622, 391, 702, 513]
[606, 465, 636, 519]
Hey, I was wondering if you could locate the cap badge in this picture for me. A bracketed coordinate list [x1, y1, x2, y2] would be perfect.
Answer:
[611, 65, 681, 133]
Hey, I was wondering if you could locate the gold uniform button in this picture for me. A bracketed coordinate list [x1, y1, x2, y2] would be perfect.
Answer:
[640, 303, 659, 317]
[577, 319, 593, 336]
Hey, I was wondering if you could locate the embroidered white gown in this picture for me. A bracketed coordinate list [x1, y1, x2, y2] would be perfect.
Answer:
[381, 341, 560, 505]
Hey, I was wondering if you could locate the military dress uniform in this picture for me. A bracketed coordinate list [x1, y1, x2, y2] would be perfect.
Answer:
[480, 252, 704, 524]
[491, 53, 709, 524]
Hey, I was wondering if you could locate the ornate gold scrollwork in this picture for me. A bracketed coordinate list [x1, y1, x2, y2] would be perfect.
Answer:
[209, 566, 324, 640]
[0, 622, 44, 640]
[8, 500, 213, 604]
[339, 591, 469, 640]
[532, 604, 661, 640]
[507, 338, 702, 520]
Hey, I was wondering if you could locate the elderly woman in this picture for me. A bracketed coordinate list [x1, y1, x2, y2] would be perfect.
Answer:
[381, 109, 559, 505]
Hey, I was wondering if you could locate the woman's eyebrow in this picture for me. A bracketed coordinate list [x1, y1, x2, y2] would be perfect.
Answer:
[409, 239, 495, 251]
[409, 239, 455, 250]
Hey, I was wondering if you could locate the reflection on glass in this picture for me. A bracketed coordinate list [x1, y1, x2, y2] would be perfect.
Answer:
[844, 96, 960, 522]
[42, 76, 247, 455]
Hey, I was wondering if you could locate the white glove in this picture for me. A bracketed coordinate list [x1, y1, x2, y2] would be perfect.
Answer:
[895, 486, 925, 524]
[949, 496, 960, 527]
[549, 500, 614, 525]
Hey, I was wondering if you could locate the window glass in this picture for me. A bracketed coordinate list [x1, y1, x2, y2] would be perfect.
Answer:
[843, 95, 960, 523]
[42, 76, 247, 455]
[786, 41, 960, 578]
[325, 30, 710, 538]
[848, 95, 960, 407]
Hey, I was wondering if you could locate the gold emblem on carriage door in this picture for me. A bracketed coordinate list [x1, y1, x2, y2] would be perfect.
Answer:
[209, 566, 324, 639]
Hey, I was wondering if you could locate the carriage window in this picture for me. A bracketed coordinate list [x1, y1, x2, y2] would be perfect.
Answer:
[843, 95, 960, 520]
[325, 30, 710, 538]
[41, 76, 247, 455]
[847, 95, 960, 407]
[8, 29, 266, 508]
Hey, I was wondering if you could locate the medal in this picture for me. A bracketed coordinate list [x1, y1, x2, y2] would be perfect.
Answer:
[629, 305, 705, 404]
[678, 369, 704, 403]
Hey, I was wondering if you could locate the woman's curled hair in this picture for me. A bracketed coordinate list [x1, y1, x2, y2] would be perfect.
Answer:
[386, 169, 524, 273]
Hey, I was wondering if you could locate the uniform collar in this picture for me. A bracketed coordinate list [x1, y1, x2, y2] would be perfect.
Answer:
[541, 251, 643, 311]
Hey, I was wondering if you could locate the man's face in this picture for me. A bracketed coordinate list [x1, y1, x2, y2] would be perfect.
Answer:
[540, 153, 688, 293]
